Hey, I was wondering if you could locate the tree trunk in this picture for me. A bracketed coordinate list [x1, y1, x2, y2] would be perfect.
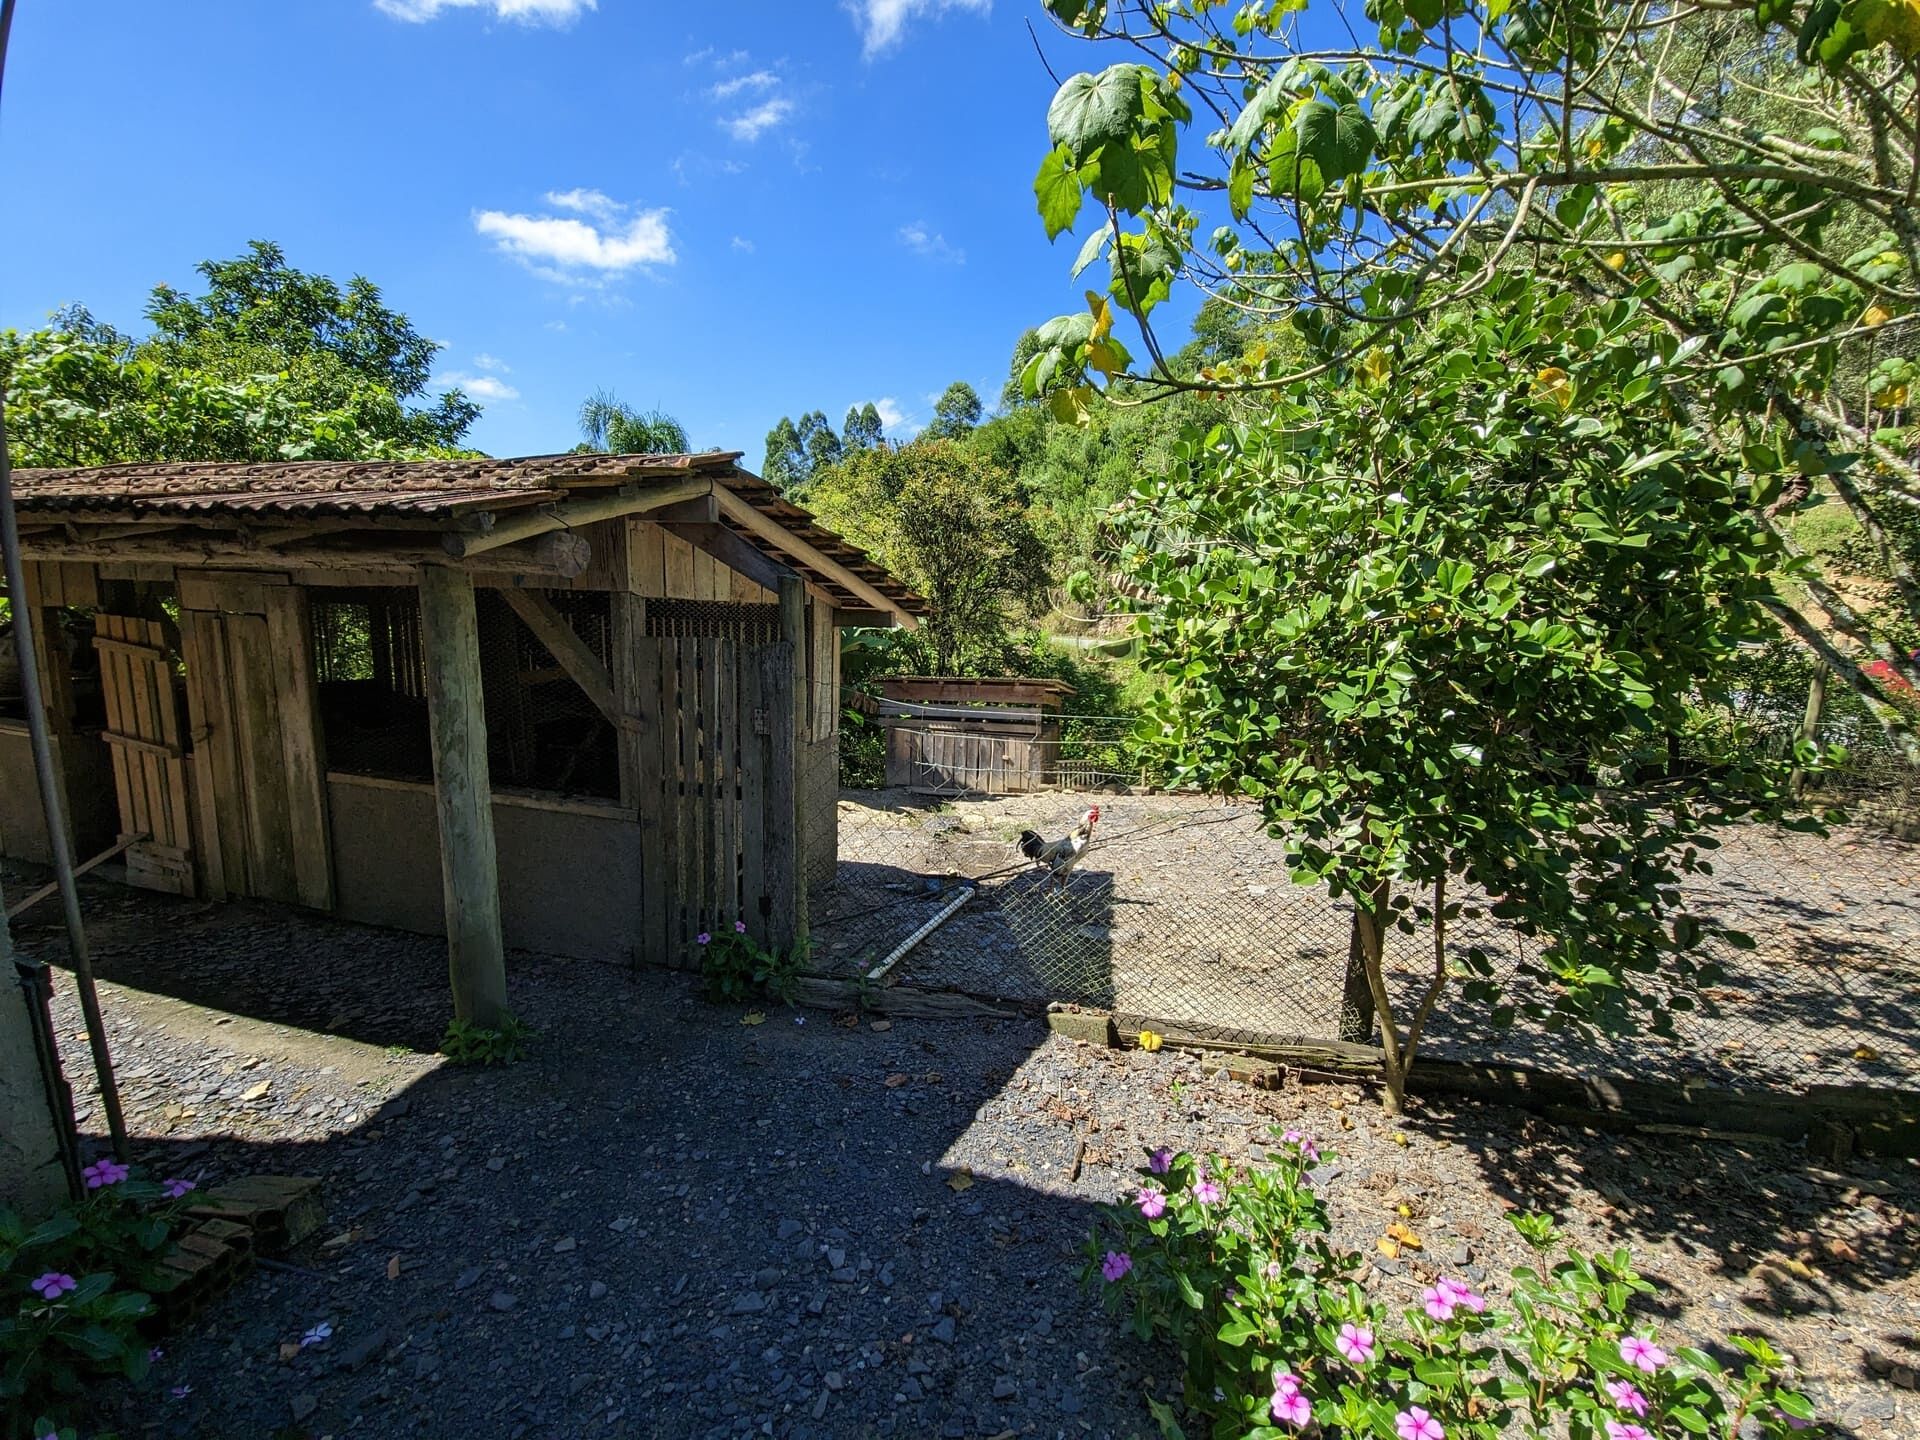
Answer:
[1337, 909, 1375, 1042]
[1791, 671, 1826, 801]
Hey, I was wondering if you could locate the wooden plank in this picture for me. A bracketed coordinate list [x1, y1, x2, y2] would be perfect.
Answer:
[226, 612, 299, 903]
[710, 637, 729, 929]
[140, 616, 197, 893]
[663, 531, 697, 601]
[101, 730, 182, 759]
[178, 629, 226, 902]
[678, 638, 704, 955]
[634, 634, 668, 967]
[628, 520, 667, 598]
[264, 588, 333, 911]
[57, 563, 99, 607]
[417, 566, 508, 1027]
[96, 615, 138, 842]
[498, 588, 620, 727]
[762, 641, 798, 952]
[117, 615, 164, 848]
[442, 477, 712, 557]
[189, 609, 248, 897]
[612, 592, 646, 815]
[777, 574, 806, 944]
[717, 638, 738, 928]
[737, 643, 766, 944]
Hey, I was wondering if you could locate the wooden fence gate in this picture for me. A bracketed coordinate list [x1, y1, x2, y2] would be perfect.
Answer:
[631, 635, 797, 966]
[92, 614, 196, 895]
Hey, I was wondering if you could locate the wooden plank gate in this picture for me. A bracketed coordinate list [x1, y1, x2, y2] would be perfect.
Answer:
[92, 614, 196, 895]
[632, 634, 797, 966]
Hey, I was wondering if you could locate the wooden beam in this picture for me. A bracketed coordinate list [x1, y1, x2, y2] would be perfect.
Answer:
[17, 535, 590, 578]
[832, 607, 895, 629]
[712, 488, 916, 629]
[497, 587, 621, 728]
[417, 565, 508, 1028]
[650, 496, 720, 525]
[660, 522, 794, 595]
[444, 478, 713, 558]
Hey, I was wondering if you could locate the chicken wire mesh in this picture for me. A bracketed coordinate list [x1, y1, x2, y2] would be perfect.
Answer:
[807, 681, 1920, 1095]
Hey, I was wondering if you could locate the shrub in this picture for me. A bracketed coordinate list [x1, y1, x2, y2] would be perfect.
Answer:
[2, 1164, 199, 1435]
[698, 923, 805, 1005]
[439, 1013, 531, 1065]
[1089, 1135, 1815, 1439]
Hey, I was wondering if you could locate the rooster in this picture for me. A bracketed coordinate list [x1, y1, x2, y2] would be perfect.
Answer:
[1018, 806, 1100, 890]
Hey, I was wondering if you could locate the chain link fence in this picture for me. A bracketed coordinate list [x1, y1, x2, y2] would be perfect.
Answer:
[808, 678, 1920, 1095]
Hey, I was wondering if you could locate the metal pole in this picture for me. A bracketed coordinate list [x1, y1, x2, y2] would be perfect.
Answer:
[0, 0, 129, 1156]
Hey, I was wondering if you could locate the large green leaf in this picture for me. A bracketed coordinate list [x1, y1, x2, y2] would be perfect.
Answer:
[1294, 98, 1376, 183]
[1047, 65, 1145, 159]
[1035, 144, 1085, 240]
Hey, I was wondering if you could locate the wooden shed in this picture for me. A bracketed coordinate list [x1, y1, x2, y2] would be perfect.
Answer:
[0, 453, 922, 1025]
[877, 675, 1074, 795]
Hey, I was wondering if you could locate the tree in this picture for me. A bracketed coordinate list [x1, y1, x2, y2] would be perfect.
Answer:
[924, 380, 984, 440]
[143, 239, 476, 451]
[762, 409, 841, 492]
[806, 441, 1051, 674]
[798, 410, 842, 473]
[1027, 1, 1920, 762]
[842, 402, 885, 451]
[577, 390, 690, 454]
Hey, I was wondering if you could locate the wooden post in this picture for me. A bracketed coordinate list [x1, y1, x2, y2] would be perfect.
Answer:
[417, 566, 508, 1028]
[767, 573, 807, 950]
[1791, 671, 1827, 801]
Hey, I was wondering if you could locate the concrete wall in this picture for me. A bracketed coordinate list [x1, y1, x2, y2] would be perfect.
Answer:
[0, 725, 118, 866]
[326, 776, 644, 965]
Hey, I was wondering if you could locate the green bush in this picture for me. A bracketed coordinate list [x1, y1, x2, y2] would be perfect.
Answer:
[2, 1164, 199, 1435]
[439, 1013, 531, 1065]
[1090, 1135, 1815, 1439]
[698, 923, 805, 1005]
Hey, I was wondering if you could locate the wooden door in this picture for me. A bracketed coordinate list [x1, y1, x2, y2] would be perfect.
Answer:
[178, 581, 333, 909]
[93, 614, 196, 895]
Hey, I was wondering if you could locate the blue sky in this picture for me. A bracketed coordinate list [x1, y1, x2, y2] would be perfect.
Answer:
[0, 0, 1151, 461]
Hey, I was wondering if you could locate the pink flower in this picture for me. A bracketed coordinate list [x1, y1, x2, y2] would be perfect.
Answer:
[162, 1177, 196, 1199]
[1263, 1260, 1284, 1280]
[1396, 1406, 1444, 1440]
[696, 931, 711, 946]
[1422, 1284, 1458, 1321]
[170, 1385, 193, 1400]
[1147, 1148, 1172, 1174]
[1336, 1322, 1376, 1365]
[1100, 1250, 1132, 1282]
[1270, 1373, 1310, 1426]
[734, 920, 747, 933]
[1191, 1179, 1224, 1206]
[1606, 1380, 1649, 1417]
[1436, 1276, 1486, 1313]
[1619, 1336, 1669, 1373]
[1772, 1408, 1815, 1432]
[1605, 1424, 1652, 1440]
[82, 1158, 129, 1189]
[1281, 1128, 1321, 1160]
[1136, 1187, 1166, 1219]
[31, 1271, 77, 1300]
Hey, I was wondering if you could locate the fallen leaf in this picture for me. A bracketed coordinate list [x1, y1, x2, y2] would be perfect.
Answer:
[1392, 1132, 1409, 1148]
[1376, 1236, 1401, 1259]
[278, 1342, 300, 1363]
[321, 1228, 362, 1251]
[387, 1254, 401, 1280]
[1386, 1221, 1423, 1251]
[741, 1011, 766, 1027]
[1396, 1203, 1412, 1219]
[1137, 1029, 1164, 1053]
[885, 1073, 911, 1088]
[1854, 1045, 1881, 1062]
[947, 1168, 975, 1193]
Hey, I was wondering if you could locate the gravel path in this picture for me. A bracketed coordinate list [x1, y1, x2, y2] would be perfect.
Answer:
[816, 794, 1920, 1090]
[9, 872, 1915, 1439]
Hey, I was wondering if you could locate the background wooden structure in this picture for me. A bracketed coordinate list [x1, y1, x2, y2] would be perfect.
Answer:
[0, 454, 922, 1021]
[877, 675, 1074, 795]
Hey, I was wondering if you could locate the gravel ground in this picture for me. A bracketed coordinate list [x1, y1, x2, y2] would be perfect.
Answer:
[815, 794, 1920, 1089]
[9, 869, 1916, 1439]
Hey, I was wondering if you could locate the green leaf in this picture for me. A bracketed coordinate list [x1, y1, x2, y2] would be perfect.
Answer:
[1293, 98, 1375, 183]
[1048, 65, 1146, 159]
[1035, 145, 1085, 241]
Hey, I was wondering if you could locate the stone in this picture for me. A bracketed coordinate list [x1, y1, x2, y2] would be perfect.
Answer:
[930, 1317, 956, 1345]
[753, 1266, 782, 1289]
[337, 1326, 388, 1373]
[730, 1292, 768, 1315]
[490, 1291, 518, 1312]
[290, 1394, 317, 1422]
[777, 1219, 804, 1241]
[589, 1280, 608, 1300]
[992, 1375, 1017, 1400]
[827, 1247, 847, 1270]
[824, 1371, 845, 1391]
[553, 1236, 577, 1254]
[455, 1266, 482, 1291]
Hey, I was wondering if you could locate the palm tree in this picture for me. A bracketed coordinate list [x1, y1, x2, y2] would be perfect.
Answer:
[576, 390, 690, 454]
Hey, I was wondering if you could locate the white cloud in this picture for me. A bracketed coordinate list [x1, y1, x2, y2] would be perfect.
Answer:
[846, 0, 989, 58]
[898, 221, 965, 264]
[685, 46, 750, 67]
[710, 69, 779, 100]
[437, 372, 521, 403]
[722, 96, 795, 142]
[731, 236, 756, 254]
[472, 352, 510, 373]
[375, 0, 593, 24]
[542, 187, 624, 224]
[474, 195, 676, 283]
[856, 396, 909, 433]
